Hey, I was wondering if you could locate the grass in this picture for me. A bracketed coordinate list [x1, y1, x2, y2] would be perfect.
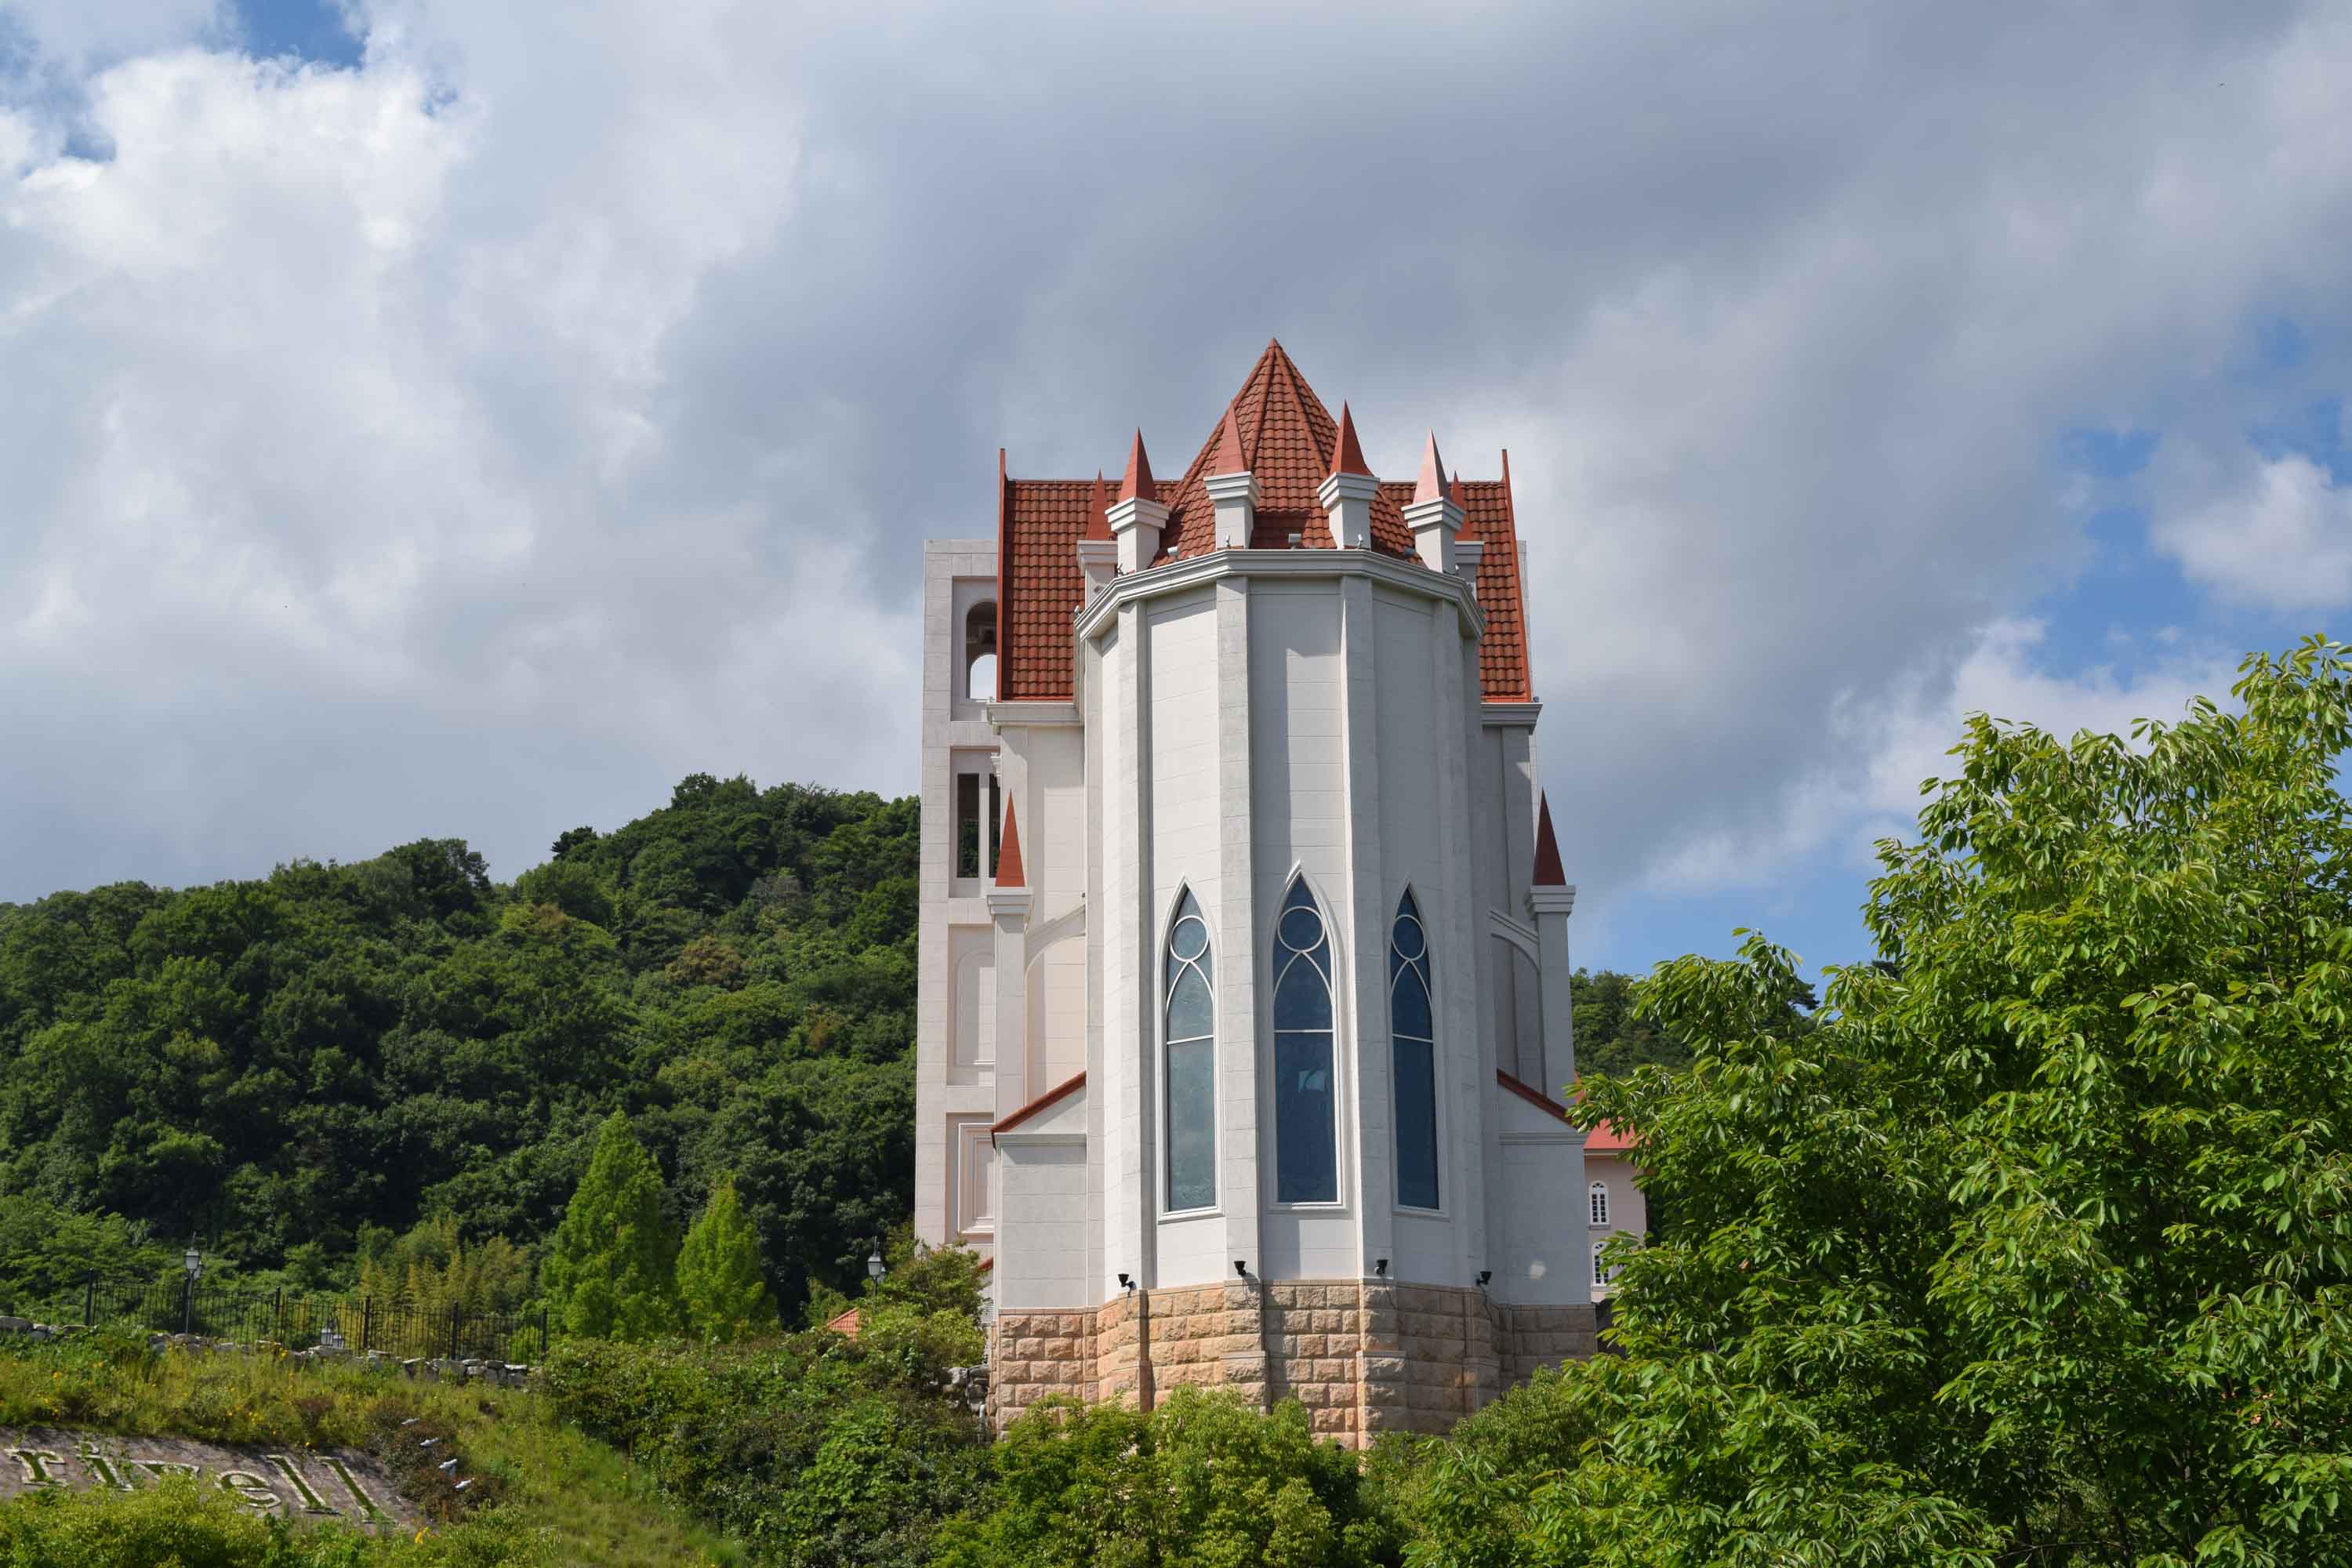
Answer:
[0, 1332, 748, 1566]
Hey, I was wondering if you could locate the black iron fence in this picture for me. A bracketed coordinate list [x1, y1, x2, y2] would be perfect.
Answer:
[23, 1274, 547, 1363]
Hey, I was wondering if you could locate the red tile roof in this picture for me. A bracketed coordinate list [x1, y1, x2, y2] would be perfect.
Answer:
[996, 341, 1534, 702]
[1583, 1120, 1636, 1154]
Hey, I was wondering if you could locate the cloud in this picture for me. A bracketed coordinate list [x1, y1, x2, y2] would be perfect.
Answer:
[1, 2, 2350, 923]
[1639, 619, 2243, 895]
[2152, 452, 2352, 609]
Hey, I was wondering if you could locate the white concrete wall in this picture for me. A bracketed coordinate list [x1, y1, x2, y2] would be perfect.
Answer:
[995, 1096, 1090, 1310]
[1144, 588, 1229, 1286]
[916, 543, 1000, 1256]
[1248, 580, 1354, 1281]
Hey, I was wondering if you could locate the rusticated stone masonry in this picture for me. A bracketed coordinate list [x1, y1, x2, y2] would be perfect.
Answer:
[990, 1283, 1595, 1446]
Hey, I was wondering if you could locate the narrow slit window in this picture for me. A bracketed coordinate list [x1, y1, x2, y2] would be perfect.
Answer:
[1589, 1181, 1610, 1229]
[987, 774, 1001, 878]
[1390, 891, 1440, 1210]
[1592, 1242, 1610, 1287]
[1273, 878, 1338, 1204]
[1164, 891, 1216, 1212]
[955, 773, 980, 880]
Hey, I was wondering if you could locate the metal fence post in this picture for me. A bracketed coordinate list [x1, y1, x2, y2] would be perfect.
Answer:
[448, 1302, 460, 1360]
[181, 1274, 193, 1338]
[540, 1305, 550, 1359]
[272, 1287, 281, 1346]
[83, 1270, 95, 1327]
[361, 1297, 372, 1355]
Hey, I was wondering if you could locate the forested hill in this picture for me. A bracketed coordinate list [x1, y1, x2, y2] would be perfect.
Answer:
[0, 771, 1679, 1320]
[0, 774, 917, 1317]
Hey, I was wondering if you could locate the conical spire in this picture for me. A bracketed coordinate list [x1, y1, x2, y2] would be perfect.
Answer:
[1083, 470, 1111, 542]
[996, 797, 1025, 888]
[1210, 407, 1247, 474]
[1329, 402, 1371, 477]
[1532, 794, 1566, 887]
[1117, 430, 1156, 503]
[1414, 430, 1451, 505]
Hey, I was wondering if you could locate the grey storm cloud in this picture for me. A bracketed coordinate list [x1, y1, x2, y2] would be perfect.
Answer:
[4, 1, 2350, 943]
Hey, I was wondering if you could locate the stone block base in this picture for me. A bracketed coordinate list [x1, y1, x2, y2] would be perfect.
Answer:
[989, 1283, 1596, 1445]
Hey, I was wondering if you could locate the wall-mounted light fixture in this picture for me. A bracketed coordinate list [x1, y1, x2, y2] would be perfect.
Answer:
[1117, 1272, 1134, 1294]
[1476, 1269, 1493, 1289]
[1233, 1260, 1250, 1280]
[1374, 1258, 1388, 1278]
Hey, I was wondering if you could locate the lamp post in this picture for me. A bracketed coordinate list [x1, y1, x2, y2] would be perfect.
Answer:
[866, 1245, 886, 1284]
[181, 1247, 203, 1338]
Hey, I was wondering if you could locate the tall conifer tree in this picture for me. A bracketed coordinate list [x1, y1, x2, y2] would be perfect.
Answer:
[676, 1178, 778, 1343]
[542, 1111, 680, 1341]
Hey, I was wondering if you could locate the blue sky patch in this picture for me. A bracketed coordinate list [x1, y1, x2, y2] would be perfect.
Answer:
[238, 0, 361, 68]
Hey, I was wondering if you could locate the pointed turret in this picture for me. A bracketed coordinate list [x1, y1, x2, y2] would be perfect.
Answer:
[1076, 470, 1117, 592]
[1524, 790, 1577, 1091]
[1532, 794, 1566, 887]
[1317, 400, 1380, 548]
[1414, 430, 1451, 504]
[1404, 430, 1466, 572]
[1108, 430, 1170, 572]
[995, 796, 1025, 888]
[1203, 407, 1260, 548]
[1117, 430, 1156, 502]
[1329, 402, 1371, 477]
[1210, 407, 1247, 475]
[1083, 470, 1111, 543]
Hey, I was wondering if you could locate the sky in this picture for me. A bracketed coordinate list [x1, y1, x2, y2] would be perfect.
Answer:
[3, 2, 2351, 985]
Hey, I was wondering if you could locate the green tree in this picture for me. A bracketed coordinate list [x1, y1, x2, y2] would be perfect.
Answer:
[677, 1178, 777, 1343]
[1411, 637, 2352, 1566]
[543, 1112, 680, 1341]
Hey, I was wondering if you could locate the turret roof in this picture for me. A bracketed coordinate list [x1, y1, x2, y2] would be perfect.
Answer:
[996, 342, 1534, 703]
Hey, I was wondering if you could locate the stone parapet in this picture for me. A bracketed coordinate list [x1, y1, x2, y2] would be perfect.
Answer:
[987, 1282, 1596, 1446]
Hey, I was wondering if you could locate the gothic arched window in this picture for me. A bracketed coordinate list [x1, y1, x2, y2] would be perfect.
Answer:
[1163, 890, 1216, 1212]
[1390, 891, 1440, 1210]
[1589, 1181, 1610, 1229]
[1272, 878, 1338, 1204]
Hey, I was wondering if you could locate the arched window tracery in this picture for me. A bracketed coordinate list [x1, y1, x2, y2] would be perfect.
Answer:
[1390, 891, 1440, 1210]
[1272, 878, 1338, 1204]
[1163, 890, 1216, 1212]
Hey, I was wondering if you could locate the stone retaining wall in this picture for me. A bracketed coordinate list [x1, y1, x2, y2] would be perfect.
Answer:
[991, 1283, 1595, 1444]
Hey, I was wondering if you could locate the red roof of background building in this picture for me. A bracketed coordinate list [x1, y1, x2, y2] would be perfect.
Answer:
[1583, 1120, 1636, 1153]
[1501, 1070, 1638, 1155]
[998, 341, 1534, 702]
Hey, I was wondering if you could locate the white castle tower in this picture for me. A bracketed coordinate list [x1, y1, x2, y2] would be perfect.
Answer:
[916, 343, 1593, 1443]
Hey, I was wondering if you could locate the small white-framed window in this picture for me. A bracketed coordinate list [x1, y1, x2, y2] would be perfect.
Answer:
[1589, 1181, 1610, 1229]
[1592, 1241, 1610, 1287]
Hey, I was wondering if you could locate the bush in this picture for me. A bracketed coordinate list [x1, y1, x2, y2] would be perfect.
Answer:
[541, 1322, 989, 1567]
[934, 1388, 1403, 1568]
